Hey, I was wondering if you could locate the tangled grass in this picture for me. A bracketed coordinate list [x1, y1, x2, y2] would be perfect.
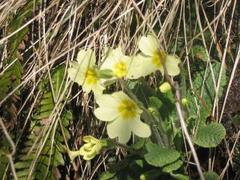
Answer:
[0, 0, 240, 179]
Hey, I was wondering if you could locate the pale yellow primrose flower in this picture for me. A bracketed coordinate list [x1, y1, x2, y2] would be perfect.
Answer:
[94, 91, 151, 144]
[138, 34, 180, 76]
[68, 49, 104, 95]
[101, 47, 136, 79]
[68, 136, 107, 161]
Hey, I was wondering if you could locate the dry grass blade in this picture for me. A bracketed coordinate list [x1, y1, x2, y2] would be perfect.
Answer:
[0, 0, 240, 179]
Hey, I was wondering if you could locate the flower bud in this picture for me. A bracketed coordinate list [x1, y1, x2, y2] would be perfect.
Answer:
[68, 150, 82, 161]
[68, 136, 107, 161]
[148, 107, 156, 113]
[140, 174, 146, 180]
[159, 82, 171, 93]
[181, 98, 188, 106]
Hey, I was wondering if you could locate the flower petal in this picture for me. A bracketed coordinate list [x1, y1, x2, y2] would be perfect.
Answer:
[138, 35, 159, 56]
[101, 47, 122, 67]
[111, 91, 130, 102]
[95, 94, 119, 107]
[112, 91, 142, 116]
[127, 54, 157, 79]
[108, 47, 125, 61]
[68, 65, 85, 85]
[107, 119, 131, 144]
[101, 47, 131, 78]
[165, 55, 181, 76]
[101, 56, 115, 70]
[82, 81, 93, 94]
[83, 136, 98, 143]
[130, 119, 151, 138]
[91, 83, 105, 96]
[77, 49, 96, 67]
[83, 152, 96, 160]
[94, 107, 119, 122]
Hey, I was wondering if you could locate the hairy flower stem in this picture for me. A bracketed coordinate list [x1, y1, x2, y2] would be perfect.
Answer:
[164, 71, 204, 180]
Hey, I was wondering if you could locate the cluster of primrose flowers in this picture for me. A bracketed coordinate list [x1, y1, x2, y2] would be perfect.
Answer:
[67, 34, 180, 160]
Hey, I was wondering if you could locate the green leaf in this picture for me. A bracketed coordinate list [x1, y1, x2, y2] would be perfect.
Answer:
[203, 171, 219, 180]
[15, 65, 72, 179]
[100, 171, 117, 180]
[148, 96, 162, 109]
[192, 45, 209, 61]
[170, 173, 189, 180]
[131, 139, 146, 150]
[144, 142, 180, 167]
[15, 161, 32, 169]
[187, 61, 227, 126]
[135, 159, 144, 168]
[139, 169, 162, 180]
[162, 159, 183, 173]
[0, 155, 8, 178]
[194, 123, 226, 148]
[52, 65, 66, 96]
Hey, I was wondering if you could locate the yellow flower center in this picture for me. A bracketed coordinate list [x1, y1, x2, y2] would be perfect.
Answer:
[113, 61, 128, 78]
[152, 50, 167, 68]
[85, 68, 98, 85]
[118, 99, 138, 119]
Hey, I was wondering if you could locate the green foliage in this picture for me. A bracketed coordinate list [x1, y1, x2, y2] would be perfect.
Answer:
[0, 155, 8, 178]
[162, 159, 183, 173]
[194, 122, 226, 148]
[128, 80, 177, 146]
[100, 171, 117, 180]
[98, 135, 186, 179]
[192, 45, 209, 62]
[14, 65, 71, 179]
[203, 171, 219, 180]
[170, 173, 189, 180]
[0, 1, 43, 178]
[148, 96, 163, 110]
[99, 139, 186, 180]
[139, 169, 164, 180]
[0, 59, 22, 101]
[0, 0, 41, 101]
[144, 142, 180, 167]
[100, 155, 180, 180]
[187, 61, 227, 127]
[0, 1, 236, 179]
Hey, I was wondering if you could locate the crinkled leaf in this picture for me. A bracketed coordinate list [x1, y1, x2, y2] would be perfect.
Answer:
[144, 142, 180, 167]
[100, 171, 117, 180]
[170, 173, 189, 180]
[162, 159, 183, 173]
[194, 123, 226, 148]
[203, 171, 219, 180]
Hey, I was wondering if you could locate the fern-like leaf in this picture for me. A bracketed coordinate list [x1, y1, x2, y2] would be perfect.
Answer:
[15, 65, 72, 179]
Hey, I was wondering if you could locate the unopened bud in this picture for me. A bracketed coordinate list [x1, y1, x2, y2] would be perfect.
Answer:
[68, 136, 107, 161]
[159, 82, 171, 93]
[181, 98, 188, 106]
[140, 174, 146, 180]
